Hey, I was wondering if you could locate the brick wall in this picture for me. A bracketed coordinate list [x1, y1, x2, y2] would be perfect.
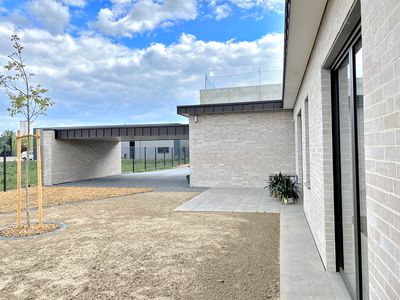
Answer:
[189, 110, 295, 188]
[361, 0, 400, 298]
[42, 130, 121, 185]
[292, 0, 356, 271]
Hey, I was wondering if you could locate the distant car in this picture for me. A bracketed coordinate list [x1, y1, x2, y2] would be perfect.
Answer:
[21, 151, 33, 161]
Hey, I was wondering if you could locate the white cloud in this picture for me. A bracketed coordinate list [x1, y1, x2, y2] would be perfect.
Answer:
[0, 7, 7, 14]
[61, 0, 86, 7]
[229, 0, 284, 13]
[0, 21, 283, 131]
[214, 4, 232, 20]
[28, 0, 70, 34]
[93, 0, 197, 37]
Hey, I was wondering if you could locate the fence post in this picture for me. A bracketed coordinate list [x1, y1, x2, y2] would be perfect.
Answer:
[178, 147, 181, 165]
[183, 147, 186, 164]
[171, 147, 173, 167]
[155, 147, 157, 170]
[163, 149, 166, 167]
[132, 147, 135, 173]
[144, 147, 147, 171]
[3, 146, 6, 192]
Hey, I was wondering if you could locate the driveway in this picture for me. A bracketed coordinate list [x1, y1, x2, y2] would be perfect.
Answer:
[59, 167, 206, 192]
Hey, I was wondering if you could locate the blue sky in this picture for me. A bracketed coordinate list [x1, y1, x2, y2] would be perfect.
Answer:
[0, 0, 285, 132]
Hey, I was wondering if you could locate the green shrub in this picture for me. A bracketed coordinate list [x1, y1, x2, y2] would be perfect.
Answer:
[266, 172, 299, 203]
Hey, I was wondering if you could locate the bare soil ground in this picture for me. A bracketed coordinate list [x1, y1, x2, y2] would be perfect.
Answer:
[0, 186, 152, 213]
[0, 192, 279, 299]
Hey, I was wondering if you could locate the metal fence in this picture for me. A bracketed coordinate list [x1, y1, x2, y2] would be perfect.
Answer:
[121, 146, 189, 173]
[1, 146, 39, 192]
[1, 145, 190, 191]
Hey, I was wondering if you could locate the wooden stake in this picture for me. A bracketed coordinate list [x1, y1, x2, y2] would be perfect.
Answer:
[36, 129, 43, 226]
[17, 130, 21, 227]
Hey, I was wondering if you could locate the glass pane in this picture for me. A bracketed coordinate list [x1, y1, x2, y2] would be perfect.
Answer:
[355, 40, 369, 298]
[337, 56, 356, 292]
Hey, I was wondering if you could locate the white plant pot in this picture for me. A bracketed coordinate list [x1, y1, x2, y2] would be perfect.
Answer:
[282, 198, 294, 204]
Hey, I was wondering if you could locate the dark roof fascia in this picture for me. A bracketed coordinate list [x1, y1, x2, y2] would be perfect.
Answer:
[177, 100, 283, 117]
[41, 123, 187, 131]
[44, 123, 189, 140]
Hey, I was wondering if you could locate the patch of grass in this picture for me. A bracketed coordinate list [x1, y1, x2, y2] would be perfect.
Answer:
[121, 159, 188, 173]
[0, 161, 38, 191]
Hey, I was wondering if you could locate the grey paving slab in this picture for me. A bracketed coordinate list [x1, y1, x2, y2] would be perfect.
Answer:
[175, 188, 280, 213]
[59, 168, 207, 192]
[280, 203, 351, 300]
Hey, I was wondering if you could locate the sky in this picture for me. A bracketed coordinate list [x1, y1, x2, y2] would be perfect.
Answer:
[0, 0, 285, 132]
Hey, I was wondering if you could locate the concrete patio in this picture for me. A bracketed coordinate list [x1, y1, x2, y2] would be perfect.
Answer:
[175, 188, 280, 213]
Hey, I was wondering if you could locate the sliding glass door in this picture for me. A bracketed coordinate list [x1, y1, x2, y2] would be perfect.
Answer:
[332, 29, 368, 299]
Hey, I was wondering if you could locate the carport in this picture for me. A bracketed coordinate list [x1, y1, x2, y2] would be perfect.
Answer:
[41, 123, 188, 186]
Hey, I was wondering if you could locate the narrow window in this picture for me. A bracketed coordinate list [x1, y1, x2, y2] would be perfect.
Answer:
[296, 111, 303, 198]
[304, 98, 311, 188]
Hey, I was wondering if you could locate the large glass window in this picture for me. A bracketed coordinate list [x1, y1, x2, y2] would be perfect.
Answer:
[354, 40, 368, 299]
[337, 56, 356, 291]
[332, 32, 367, 299]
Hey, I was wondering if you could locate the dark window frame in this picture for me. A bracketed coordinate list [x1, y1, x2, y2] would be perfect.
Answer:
[331, 23, 364, 300]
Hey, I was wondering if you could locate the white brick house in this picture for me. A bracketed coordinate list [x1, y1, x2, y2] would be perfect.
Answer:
[39, 0, 399, 298]
[178, 0, 400, 298]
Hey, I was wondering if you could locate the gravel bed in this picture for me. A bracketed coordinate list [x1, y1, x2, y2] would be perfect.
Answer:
[0, 186, 152, 213]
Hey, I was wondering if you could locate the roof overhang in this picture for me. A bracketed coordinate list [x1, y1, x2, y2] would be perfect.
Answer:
[177, 100, 283, 117]
[41, 123, 189, 141]
[282, 0, 328, 109]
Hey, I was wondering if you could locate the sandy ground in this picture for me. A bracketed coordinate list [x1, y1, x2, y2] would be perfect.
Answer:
[0, 192, 279, 300]
[0, 186, 152, 213]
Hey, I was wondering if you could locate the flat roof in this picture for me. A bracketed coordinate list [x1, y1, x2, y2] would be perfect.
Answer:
[42, 123, 189, 141]
[177, 100, 283, 117]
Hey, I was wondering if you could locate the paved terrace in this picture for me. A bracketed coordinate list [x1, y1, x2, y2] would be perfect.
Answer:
[175, 188, 280, 213]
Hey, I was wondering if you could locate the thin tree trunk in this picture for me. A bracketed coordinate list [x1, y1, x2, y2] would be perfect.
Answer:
[25, 125, 30, 226]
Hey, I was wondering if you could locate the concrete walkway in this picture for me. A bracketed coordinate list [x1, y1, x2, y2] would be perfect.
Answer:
[280, 202, 351, 299]
[175, 188, 280, 213]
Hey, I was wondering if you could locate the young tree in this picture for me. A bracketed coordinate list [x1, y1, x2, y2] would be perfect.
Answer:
[0, 34, 53, 226]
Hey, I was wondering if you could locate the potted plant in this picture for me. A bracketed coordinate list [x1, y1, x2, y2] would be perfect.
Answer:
[265, 172, 285, 198]
[277, 176, 299, 204]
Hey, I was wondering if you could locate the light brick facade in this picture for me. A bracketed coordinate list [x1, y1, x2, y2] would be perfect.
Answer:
[292, 0, 356, 272]
[189, 110, 295, 188]
[289, 0, 400, 296]
[38, 0, 400, 297]
[361, 0, 400, 298]
[42, 130, 121, 185]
